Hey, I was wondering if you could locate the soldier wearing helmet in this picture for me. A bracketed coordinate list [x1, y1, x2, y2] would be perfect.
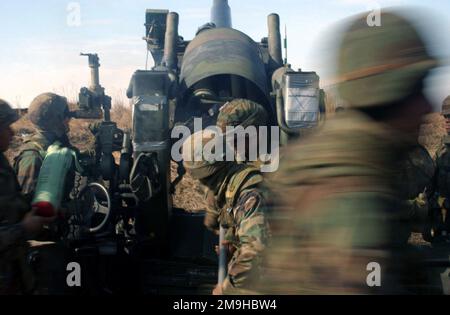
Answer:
[182, 130, 270, 295]
[14, 93, 73, 198]
[256, 10, 439, 294]
[0, 99, 54, 294]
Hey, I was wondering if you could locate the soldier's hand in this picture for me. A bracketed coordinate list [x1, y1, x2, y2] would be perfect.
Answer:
[416, 193, 428, 208]
[22, 209, 56, 235]
[215, 240, 236, 258]
[212, 284, 223, 295]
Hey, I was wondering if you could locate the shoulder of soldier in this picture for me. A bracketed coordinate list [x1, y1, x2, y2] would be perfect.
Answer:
[15, 135, 48, 161]
[14, 147, 43, 168]
[23, 134, 48, 150]
[236, 187, 266, 208]
[231, 188, 269, 234]
[226, 166, 264, 201]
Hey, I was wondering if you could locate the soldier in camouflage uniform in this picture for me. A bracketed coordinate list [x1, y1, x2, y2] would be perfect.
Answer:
[424, 99, 450, 242]
[14, 93, 72, 199]
[183, 130, 270, 295]
[199, 98, 269, 232]
[0, 99, 54, 295]
[256, 10, 438, 294]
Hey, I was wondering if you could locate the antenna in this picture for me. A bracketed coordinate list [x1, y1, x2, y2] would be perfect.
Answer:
[284, 25, 288, 65]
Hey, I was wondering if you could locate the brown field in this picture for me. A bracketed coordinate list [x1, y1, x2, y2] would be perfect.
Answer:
[6, 99, 447, 244]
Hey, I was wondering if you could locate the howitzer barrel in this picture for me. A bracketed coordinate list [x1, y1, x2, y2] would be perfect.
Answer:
[81, 53, 101, 92]
[91, 65, 100, 91]
[163, 12, 179, 71]
[211, 0, 232, 28]
[268, 14, 283, 71]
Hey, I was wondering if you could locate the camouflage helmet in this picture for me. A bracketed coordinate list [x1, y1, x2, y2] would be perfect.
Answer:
[182, 130, 229, 180]
[217, 99, 268, 133]
[441, 96, 450, 116]
[0, 99, 19, 130]
[336, 10, 438, 108]
[28, 93, 70, 137]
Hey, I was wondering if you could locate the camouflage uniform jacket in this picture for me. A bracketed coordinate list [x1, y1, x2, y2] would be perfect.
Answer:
[13, 131, 80, 199]
[257, 110, 424, 294]
[0, 152, 34, 294]
[208, 166, 271, 295]
[13, 133, 54, 199]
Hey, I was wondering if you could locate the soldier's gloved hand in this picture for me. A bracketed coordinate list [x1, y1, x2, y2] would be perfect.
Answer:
[212, 284, 223, 296]
[415, 193, 428, 208]
[214, 240, 236, 263]
[22, 209, 56, 236]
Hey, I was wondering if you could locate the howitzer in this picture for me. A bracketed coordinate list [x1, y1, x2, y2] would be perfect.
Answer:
[39, 0, 326, 295]
[45, 51, 218, 294]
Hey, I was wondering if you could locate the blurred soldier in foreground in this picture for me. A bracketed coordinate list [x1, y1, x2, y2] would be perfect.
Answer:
[258, 10, 439, 294]
[425, 98, 450, 243]
[14, 93, 73, 199]
[183, 130, 270, 295]
[0, 99, 54, 295]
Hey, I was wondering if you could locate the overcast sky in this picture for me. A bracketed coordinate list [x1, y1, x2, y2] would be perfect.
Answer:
[0, 0, 449, 110]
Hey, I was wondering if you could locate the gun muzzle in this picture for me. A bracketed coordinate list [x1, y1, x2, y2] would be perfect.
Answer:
[211, 0, 232, 28]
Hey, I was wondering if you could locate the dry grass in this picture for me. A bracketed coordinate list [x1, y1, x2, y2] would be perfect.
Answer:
[171, 162, 206, 211]
[110, 101, 133, 131]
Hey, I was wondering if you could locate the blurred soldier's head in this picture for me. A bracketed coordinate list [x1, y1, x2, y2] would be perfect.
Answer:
[28, 93, 71, 138]
[441, 96, 450, 134]
[335, 10, 438, 139]
[0, 99, 19, 152]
